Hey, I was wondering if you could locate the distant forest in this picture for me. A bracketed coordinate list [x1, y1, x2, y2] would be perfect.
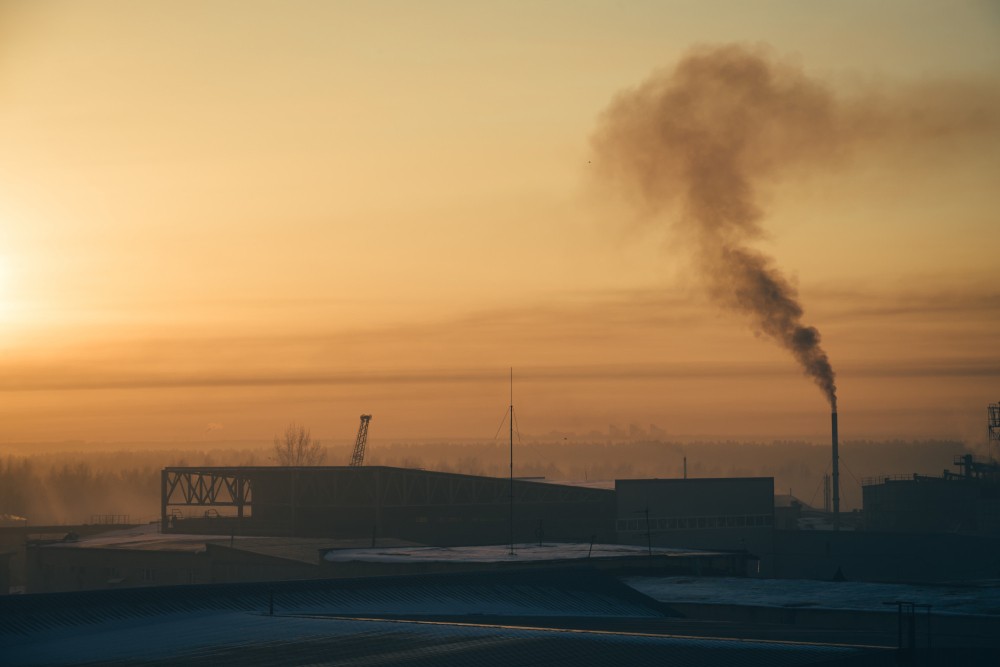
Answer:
[0, 439, 974, 525]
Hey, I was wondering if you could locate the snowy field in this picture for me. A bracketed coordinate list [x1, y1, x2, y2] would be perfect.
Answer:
[624, 575, 1000, 616]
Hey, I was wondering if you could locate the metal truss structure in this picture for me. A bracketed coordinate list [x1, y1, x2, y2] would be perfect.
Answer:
[161, 468, 252, 525]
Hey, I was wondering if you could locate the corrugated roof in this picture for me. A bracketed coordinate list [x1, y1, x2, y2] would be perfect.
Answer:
[3, 613, 884, 667]
[0, 567, 679, 645]
[208, 537, 425, 565]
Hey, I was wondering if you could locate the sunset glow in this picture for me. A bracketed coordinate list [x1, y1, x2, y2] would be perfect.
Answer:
[0, 0, 997, 446]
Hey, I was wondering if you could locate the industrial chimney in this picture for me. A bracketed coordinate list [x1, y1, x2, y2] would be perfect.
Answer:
[832, 412, 840, 531]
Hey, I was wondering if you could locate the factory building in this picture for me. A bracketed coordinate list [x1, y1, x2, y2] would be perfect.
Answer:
[862, 454, 1000, 534]
[162, 466, 618, 546]
[615, 478, 775, 576]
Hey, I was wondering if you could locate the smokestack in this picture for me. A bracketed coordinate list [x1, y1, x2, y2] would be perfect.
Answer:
[832, 412, 840, 531]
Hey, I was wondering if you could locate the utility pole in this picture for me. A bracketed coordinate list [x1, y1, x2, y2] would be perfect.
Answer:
[632, 508, 652, 556]
[645, 507, 651, 556]
[509, 368, 515, 556]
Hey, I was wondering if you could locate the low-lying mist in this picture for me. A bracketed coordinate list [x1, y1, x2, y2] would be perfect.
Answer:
[0, 439, 971, 525]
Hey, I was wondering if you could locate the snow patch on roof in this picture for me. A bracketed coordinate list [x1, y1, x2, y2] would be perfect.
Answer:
[324, 542, 724, 563]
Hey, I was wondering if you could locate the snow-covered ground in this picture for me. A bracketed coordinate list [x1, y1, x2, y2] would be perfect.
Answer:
[323, 542, 717, 563]
[624, 575, 1000, 617]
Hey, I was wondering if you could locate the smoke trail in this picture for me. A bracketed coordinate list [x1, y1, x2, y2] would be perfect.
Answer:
[593, 45, 842, 409]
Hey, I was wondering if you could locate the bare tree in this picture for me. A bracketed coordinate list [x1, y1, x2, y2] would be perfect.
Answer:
[273, 423, 326, 466]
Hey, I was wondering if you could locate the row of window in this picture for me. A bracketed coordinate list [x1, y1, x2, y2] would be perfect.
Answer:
[51, 565, 196, 584]
[616, 515, 774, 532]
[414, 517, 504, 523]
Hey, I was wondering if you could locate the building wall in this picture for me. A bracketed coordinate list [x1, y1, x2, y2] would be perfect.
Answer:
[26, 546, 210, 594]
[206, 544, 320, 583]
[615, 478, 775, 576]
[863, 479, 991, 533]
[773, 530, 1000, 582]
[0, 552, 10, 595]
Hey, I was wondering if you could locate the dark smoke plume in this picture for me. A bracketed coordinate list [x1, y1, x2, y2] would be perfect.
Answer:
[592, 45, 844, 409]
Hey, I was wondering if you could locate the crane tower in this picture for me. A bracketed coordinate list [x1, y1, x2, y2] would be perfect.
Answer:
[349, 414, 372, 466]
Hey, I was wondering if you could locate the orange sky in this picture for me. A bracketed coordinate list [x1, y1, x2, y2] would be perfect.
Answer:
[0, 1, 998, 446]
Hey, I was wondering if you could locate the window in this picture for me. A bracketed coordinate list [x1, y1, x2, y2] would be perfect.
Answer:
[736, 516, 746, 526]
[697, 518, 707, 528]
[627, 519, 638, 531]
[415, 517, 428, 523]
[69, 565, 86, 575]
[726, 516, 736, 527]
[764, 515, 774, 526]
[140, 568, 156, 583]
[105, 567, 120, 577]
[668, 518, 677, 529]
[616, 520, 626, 530]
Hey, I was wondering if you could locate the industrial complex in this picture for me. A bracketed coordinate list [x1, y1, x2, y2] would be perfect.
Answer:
[7, 405, 1000, 664]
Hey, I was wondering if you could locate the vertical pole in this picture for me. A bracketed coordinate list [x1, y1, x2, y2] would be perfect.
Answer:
[926, 606, 932, 652]
[509, 368, 514, 556]
[236, 475, 244, 536]
[160, 470, 168, 533]
[645, 507, 652, 557]
[291, 469, 297, 537]
[832, 412, 840, 531]
[896, 602, 903, 653]
[375, 467, 382, 543]
[683, 457, 687, 479]
[908, 605, 916, 659]
[269, 588, 274, 615]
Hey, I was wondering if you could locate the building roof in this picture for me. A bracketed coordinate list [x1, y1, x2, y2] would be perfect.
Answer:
[209, 537, 425, 565]
[35, 523, 232, 552]
[3, 612, 879, 667]
[0, 567, 677, 642]
[535, 478, 616, 490]
[35, 524, 426, 562]
[0, 568, 880, 666]
[322, 542, 733, 564]
[773, 494, 815, 510]
[626, 574, 1000, 616]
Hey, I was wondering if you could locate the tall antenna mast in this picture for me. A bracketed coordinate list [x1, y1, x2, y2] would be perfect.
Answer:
[509, 367, 515, 556]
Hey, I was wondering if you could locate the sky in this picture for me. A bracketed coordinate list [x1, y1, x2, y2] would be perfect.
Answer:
[0, 0, 998, 446]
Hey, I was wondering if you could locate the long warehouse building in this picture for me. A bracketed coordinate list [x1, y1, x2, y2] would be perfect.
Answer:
[162, 466, 618, 546]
